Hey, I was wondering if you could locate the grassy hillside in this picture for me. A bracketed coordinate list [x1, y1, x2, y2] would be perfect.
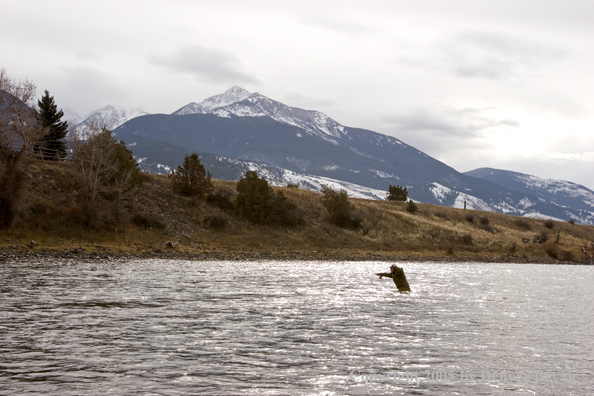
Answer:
[1, 159, 593, 263]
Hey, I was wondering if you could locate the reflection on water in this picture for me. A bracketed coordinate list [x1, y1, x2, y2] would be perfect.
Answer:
[0, 260, 592, 395]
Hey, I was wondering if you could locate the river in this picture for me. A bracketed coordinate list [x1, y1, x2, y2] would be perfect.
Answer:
[1, 259, 592, 395]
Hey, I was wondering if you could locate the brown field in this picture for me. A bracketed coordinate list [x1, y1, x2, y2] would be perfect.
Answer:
[1, 159, 593, 263]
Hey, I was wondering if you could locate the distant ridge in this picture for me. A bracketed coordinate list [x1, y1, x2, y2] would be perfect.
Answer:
[465, 167, 594, 216]
[110, 87, 594, 225]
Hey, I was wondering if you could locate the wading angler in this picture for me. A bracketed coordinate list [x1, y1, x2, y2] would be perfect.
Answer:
[376, 264, 411, 292]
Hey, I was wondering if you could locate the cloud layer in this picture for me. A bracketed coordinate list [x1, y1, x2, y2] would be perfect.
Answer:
[148, 45, 262, 85]
[1, 0, 592, 189]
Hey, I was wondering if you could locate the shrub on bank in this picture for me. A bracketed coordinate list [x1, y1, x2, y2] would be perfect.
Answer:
[319, 184, 361, 229]
[235, 171, 302, 226]
[206, 188, 234, 211]
[203, 215, 228, 230]
[132, 212, 166, 230]
[544, 219, 556, 229]
[405, 199, 418, 213]
[534, 230, 549, 243]
[515, 218, 532, 230]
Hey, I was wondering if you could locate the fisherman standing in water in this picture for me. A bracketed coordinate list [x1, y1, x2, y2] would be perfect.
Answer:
[376, 264, 411, 292]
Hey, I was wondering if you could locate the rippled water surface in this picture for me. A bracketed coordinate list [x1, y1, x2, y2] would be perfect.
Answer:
[1, 260, 592, 395]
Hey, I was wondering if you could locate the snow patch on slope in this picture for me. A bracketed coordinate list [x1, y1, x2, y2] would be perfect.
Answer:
[281, 170, 387, 200]
[371, 169, 397, 179]
[522, 212, 564, 221]
[453, 193, 494, 212]
[430, 183, 451, 203]
[518, 197, 537, 209]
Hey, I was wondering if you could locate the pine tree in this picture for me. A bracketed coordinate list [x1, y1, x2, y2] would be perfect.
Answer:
[170, 153, 213, 197]
[405, 199, 418, 213]
[235, 171, 274, 223]
[386, 184, 408, 201]
[234, 171, 300, 226]
[320, 184, 361, 228]
[36, 90, 68, 160]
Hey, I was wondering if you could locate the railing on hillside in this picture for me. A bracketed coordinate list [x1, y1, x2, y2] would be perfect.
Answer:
[2, 142, 73, 161]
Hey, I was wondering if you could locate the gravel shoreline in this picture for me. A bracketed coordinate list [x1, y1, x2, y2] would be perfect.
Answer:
[1, 247, 592, 265]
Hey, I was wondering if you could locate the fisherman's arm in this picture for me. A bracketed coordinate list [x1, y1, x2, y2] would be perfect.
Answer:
[375, 272, 393, 279]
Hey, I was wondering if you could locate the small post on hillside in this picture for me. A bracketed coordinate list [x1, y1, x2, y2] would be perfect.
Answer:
[464, 200, 467, 210]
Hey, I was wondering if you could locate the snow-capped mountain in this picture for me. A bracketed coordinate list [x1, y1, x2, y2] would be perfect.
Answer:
[172, 86, 351, 144]
[74, 105, 149, 138]
[172, 86, 252, 115]
[465, 168, 594, 222]
[61, 107, 82, 126]
[113, 87, 594, 225]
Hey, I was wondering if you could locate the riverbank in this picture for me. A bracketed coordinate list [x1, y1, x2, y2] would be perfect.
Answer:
[1, 245, 592, 264]
[1, 160, 593, 264]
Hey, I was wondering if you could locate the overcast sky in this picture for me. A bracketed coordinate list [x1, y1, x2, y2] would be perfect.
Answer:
[2, 0, 593, 189]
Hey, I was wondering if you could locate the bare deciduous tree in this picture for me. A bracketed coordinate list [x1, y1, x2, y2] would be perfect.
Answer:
[0, 69, 45, 228]
[72, 125, 118, 201]
[71, 125, 140, 230]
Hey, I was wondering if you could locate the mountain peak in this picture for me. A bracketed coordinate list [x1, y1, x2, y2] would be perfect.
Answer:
[172, 86, 252, 115]
[172, 87, 348, 141]
[224, 85, 251, 96]
[73, 105, 149, 138]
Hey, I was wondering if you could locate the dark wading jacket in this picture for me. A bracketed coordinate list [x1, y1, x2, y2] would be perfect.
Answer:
[378, 266, 411, 292]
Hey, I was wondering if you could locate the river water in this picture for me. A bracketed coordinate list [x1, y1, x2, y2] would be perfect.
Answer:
[0, 259, 592, 395]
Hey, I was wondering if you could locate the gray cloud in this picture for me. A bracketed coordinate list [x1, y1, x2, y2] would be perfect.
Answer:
[281, 89, 337, 110]
[375, 106, 520, 165]
[148, 45, 262, 85]
[456, 31, 568, 59]
[452, 57, 516, 80]
[382, 106, 520, 138]
[301, 17, 375, 37]
[75, 52, 101, 61]
[56, 66, 128, 116]
[401, 29, 570, 81]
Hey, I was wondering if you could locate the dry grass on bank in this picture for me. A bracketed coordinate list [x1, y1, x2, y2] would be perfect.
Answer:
[1, 159, 593, 262]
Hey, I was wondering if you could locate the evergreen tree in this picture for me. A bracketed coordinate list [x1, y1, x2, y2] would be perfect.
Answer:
[170, 153, 213, 197]
[36, 90, 68, 160]
[405, 199, 418, 213]
[235, 171, 275, 224]
[235, 171, 300, 226]
[320, 184, 360, 228]
[386, 184, 408, 201]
